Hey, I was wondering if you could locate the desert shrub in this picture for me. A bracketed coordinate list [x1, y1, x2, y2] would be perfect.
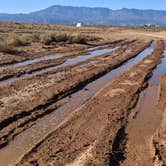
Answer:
[53, 33, 69, 42]
[19, 34, 31, 45]
[40, 33, 53, 45]
[40, 32, 99, 45]
[87, 35, 100, 41]
[40, 33, 67, 45]
[0, 33, 32, 53]
[0, 37, 16, 53]
[31, 32, 41, 42]
[68, 35, 87, 44]
[7, 33, 31, 47]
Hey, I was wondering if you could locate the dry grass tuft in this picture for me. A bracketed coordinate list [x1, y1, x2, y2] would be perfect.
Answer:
[0, 37, 16, 54]
[7, 33, 31, 47]
[40, 33, 99, 45]
[0, 33, 31, 54]
[31, 32, 41, 42]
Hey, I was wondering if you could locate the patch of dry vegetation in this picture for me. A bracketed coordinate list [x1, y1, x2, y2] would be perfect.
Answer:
[0, 37, 15, 54]
[7, 33, 31, 46]
[0, 33, 31, 53]
[40, 33, 99, 45]
[0, 22, 101, 54]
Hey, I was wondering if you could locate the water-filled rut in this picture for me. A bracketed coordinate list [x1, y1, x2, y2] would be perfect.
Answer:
[0, 42, 155, 165]
[0, 45, 120, 87]
[121, 42, 166, 166]
[0, 40, 138, 87]
[16, 40, 164, 166]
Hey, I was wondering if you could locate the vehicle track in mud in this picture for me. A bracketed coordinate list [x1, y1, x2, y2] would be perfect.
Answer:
[16, 40, 164, 166]
[0, 39, 151, 149]
[0, 39, 124, 67]
[2, 38, 166, 166]
[121, 41, 166, 166]
[153, 75, 166, 165]
[0, 39, 131, 85]
[0, 41, 157, 166]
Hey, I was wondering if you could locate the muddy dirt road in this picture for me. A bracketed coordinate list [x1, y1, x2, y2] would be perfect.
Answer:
[153, 75, 166, 165]
[14, 40, 164, 166]
[0, 37, 166, 166]
[122, 42, 166, 166]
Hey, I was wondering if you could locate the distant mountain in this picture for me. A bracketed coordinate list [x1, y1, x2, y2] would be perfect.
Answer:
[0, 5, 166, 26]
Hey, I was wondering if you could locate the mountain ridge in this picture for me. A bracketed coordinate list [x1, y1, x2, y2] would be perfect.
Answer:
[0, 5, 166, 26]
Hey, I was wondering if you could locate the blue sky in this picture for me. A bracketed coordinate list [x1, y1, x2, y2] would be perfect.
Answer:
[0, 0, 166, 13]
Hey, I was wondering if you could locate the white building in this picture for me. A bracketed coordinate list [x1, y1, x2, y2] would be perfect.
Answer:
[76, 23, 82, 28]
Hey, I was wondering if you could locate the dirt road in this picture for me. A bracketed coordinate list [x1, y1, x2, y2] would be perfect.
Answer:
[153, 74, 166, 166]
[15, 41, 164, 166]
[0, 31, 165, 166]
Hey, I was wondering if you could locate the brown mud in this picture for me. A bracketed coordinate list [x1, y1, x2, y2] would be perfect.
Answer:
[0, 39, 124, 67]
[122, 42, 166, 166]
[0, 40, 155, 166]
[153, 74, 166, 166]
[0, 40, 151, 149]
[16, 40, 164, 166]
[0, 39, 131, 85]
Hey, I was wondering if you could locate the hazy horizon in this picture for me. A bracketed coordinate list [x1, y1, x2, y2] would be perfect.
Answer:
[0, 0, 165, 14]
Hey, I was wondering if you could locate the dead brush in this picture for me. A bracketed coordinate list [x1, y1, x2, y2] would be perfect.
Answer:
[40, 33, 69, 45]
[31, 32, 41, 42]
[68, 35, 88, 44]
[0, 33, 31, 54]
[40, 33, 99, 45]
[7, 33, 31, 47]
[40, 33, 53, 45]
[0, 37, 16, 54]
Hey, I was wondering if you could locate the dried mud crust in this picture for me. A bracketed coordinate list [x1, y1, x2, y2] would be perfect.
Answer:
[153, 74, 166, 166]
[16, 40, 164, 166]
[0, 39, 132, 82]
[0, 41, 151, 148]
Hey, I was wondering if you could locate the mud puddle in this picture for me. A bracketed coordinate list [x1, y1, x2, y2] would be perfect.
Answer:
[87, 44, 116, 51]
[0, 43, 155, 166]
[122, 42, 166, 165]
[0, 43, 115, 70]
[0, 46, 119, 87]
[57, 47, 118, 66]
[14, 53, 70, 68]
